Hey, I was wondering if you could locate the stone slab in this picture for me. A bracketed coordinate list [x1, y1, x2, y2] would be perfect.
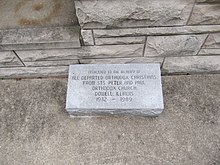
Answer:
[0, 26, 80, 50]
[163, 56, 220, 74]
[199, 48, 220, 55]
[189, 4, 220, 25]
[24, 60, 79, 67]
[1, 75, 220, 164]
[145, 34, 207, 57]
[66, 64, 164, 116]
[203, 33, 220, 48]
[0, 51, 23, 67]
[196, 0, 220, 2]
[95, 36, 145, 46]
[79, 57, 164, 66]
[0, 66, 68, 79]
[81, 30, 94, 46]
[93, 25, 220, 38]
[75, 0, 194, 29]
[16, 44, 144, 62]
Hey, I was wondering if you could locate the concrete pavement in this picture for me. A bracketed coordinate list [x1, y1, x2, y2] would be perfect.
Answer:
[0, 74, 220, 165]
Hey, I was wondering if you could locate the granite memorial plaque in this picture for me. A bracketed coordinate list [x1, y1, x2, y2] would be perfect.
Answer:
[66, 64, 164, 117]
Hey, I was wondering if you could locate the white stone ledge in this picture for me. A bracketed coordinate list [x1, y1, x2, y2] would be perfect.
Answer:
[93, 25, 220, 38]
[163, 56, 220, 74]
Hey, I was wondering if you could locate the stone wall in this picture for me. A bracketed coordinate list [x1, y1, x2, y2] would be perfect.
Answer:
[0, 0, 220, 78]
[75, 0, 220, 75]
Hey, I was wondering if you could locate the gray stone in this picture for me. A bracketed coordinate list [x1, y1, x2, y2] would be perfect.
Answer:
[196, 0, 220, 3]
[0, 66, 68, 79]
[80, 57, 164, 66]
[24, 60, 79, 67]
[1, 75, 220, 164]
[163, 56, 220, 74]
[81, 30, 94, 46]
[95, 36, 145, 46]
[199, 49, 220, 55]
[75, 0, 194, 29]
[66, 64, 164, 116]
[93, 25, 220, 38]
[203, 33, 220, 48]
[16, 44, 144, 62]
[0, 51, 23, 67]
[0, 26, 80, 50]
[188, 4, 220, 25]
[145, 34, 207, 57]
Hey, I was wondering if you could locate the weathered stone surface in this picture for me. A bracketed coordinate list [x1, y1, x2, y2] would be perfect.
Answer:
[95, 36, 145, 45]
[0, 66, 68, 79]
[145, 34, 207, 57]
[189, 4, 220, 25]
[16, 44, 144, 62]
[80, 57, 164, 66]
[199, 49, 220, 55]
[196, 0, 220, 3]
[93, 25, 220, 38]
[81, 30, 94, 46]
[75, 0, 194, 29]
[203, 33, 220, 48]
[66, 64, 164, 116]
[1, 75, 220, 164]
[24, 60, 79, 67]
[163, 56, 220, 74]
[0, 26, 80, 50]
[0, 51, 23, 67]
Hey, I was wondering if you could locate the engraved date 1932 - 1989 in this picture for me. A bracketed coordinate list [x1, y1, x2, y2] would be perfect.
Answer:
[96, 97, 133, 102]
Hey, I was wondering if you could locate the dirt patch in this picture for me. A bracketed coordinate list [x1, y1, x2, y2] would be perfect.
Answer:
[15, 0, 62, 26]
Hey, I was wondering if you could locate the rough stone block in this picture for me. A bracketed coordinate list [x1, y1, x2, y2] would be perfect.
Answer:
[95, 36, 145, 45]
[0, 51, 23, 67]
[189, 4, 220, 25]
[81, 30, 94, 46]
[75, 0, 194, 29]
[66, 64, 164, 116]
[16, 44, 144, 62]
[203, 33, 220, 48]
[145, 34, 207, 57]
[163, 56, 220, 74]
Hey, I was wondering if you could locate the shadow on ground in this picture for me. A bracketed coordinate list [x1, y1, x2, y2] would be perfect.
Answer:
[0, 75, 220, 165]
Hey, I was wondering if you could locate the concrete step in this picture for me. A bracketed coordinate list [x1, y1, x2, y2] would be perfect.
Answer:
[0, 26, 81, 51]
